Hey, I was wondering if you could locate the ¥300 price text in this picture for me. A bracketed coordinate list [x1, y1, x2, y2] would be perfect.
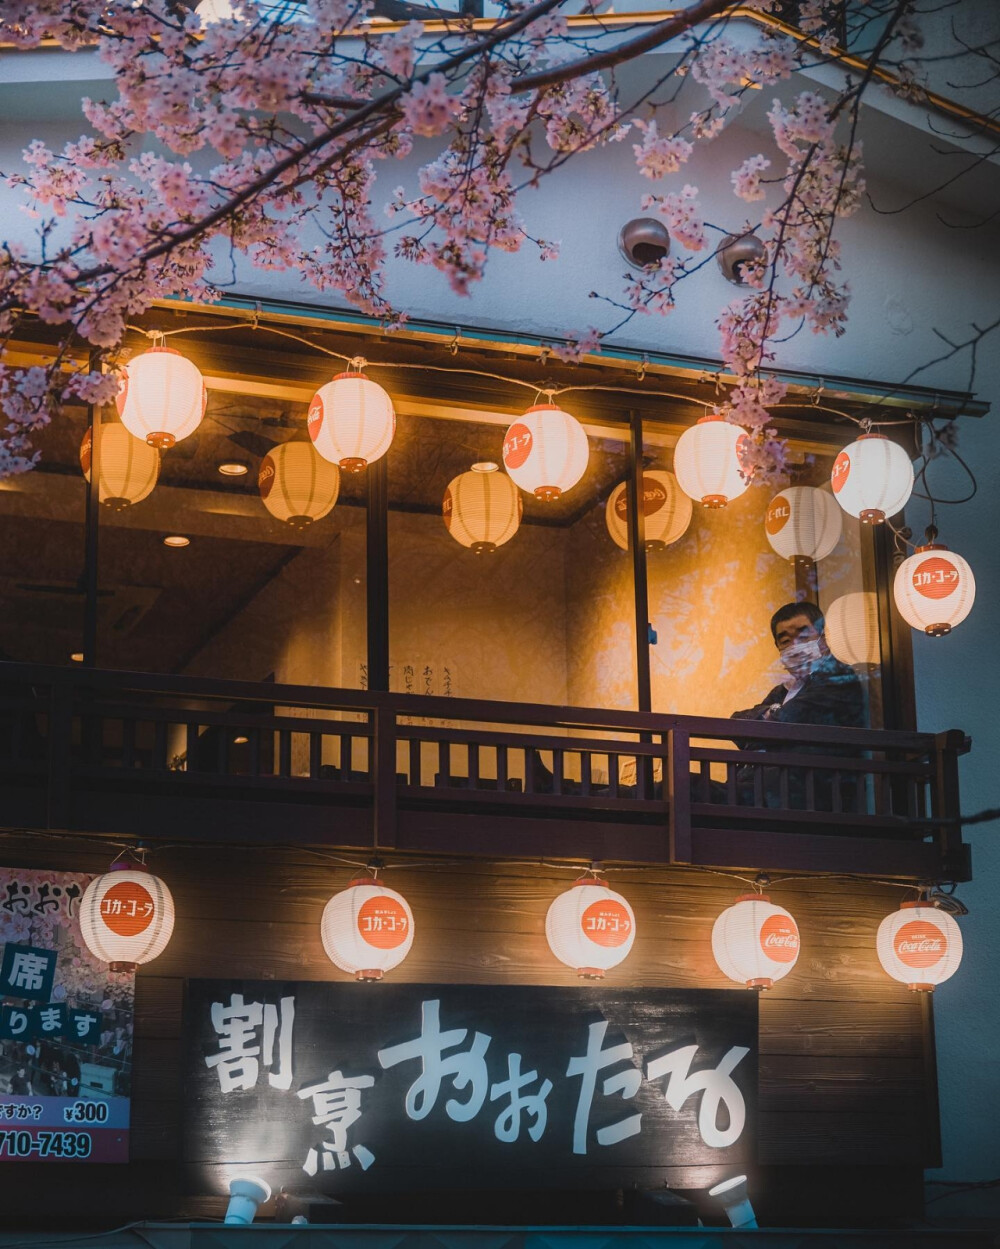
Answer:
[0, 1131, 92, 1158]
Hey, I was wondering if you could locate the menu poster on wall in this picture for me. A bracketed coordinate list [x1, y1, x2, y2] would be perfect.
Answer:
[0, 867, 133, 1162]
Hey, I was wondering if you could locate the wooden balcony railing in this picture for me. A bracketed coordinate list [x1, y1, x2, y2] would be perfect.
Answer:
[0, 662, 970, 880]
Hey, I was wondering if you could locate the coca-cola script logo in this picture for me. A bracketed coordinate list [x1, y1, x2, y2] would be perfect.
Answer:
[759, 913, 800, 963]
[614, 476, 667, 521]
[114, 370, 129, 416]
[831, 450, 851, 494]
[503, 422, 533, 471]
[80, 426, 93, 476]
[357, 895, 409, 950]
[258, 456, 276, 499]
[765, 495, 791, 535]
[581, 900, 632, 948]
[912, 556, 960, 601]
[307, 395, 324, 442]
[442, 487, 454, 528]
[893, 919, 946, 969]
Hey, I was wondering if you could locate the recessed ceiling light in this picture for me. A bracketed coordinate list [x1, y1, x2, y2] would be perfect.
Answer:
[218, 461, 249, 477]
[233, 735, 249, 745]
[163, 534, 190, 548]
[70, 652, 84, 663]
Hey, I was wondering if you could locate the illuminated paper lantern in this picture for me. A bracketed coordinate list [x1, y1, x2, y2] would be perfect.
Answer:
[876, 901, 962, 992]
[673, 415, 750, 508]
[259, 442, 340, 530]
[894, 543, 975, 637]
[321, 879, 414, 981]
[78, 865, 175, 972]
[764, 486, 842, 562]
[825, 592, 880, 666]
[502, 404, 589, 501]
[605, 470, 693, 552]
[80, 423, 159, 511]
[830, 433, 913, 524]
[116, 347, 207, 449]
[443, 463, 522, 553]
[712, 894, 800, 989]
[545, 878, 636, 978]
[308, 372, 395, 472]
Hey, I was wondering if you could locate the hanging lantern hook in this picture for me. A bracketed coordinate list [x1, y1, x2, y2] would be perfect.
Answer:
[753, 872, 770, 893]
[348, 355, 367, 375]
[859, 415, 873, 434]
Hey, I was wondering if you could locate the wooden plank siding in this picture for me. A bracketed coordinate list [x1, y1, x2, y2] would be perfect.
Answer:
[0, 836, 936, 1224]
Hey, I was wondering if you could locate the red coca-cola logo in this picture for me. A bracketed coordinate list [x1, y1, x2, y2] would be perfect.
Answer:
[80, 427, 93, 475]
[258, 456, 276, 499]
[759, 913, 800, 963]
[503, 422, 533, 471]
[831, 450, 851, 493]
[581, 900, 632, 948]
[614, 476, 667, 521]
[442, 487, 454, 528]
[893, 919, 946, 969]
[912, 556, 960, 601]
[766, 495, 791, 534]
[357, 895, 409, 950]
[307, 395, 324, 442]
[114, 371, 128, 416]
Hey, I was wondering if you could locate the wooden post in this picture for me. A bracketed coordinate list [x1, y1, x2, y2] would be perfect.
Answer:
[932, 729, 970, 881]
[372, 699, 397, 849]
[667, 727, 691, 864]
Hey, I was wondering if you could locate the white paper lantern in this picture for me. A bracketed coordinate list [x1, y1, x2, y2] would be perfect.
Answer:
[80, 423, 159, 511]
[308, 372, 395, 472]
[545, 878, 636, 978]
[259, 442, 340, 530]
[443, 463, 522, 553]
[712, 894, 800, 989]
[116, 347, 207, 449]
[78, 866, 175, 971]
[764, 486, 842, 562]
[825, 592, 880, 666]
[673, 415, 750, 509]
[321, 879, 414, 981]
[605, 470, 693, 552]
[894, 543, 975, 637]
[502, 404, 589, 501]
[876, 902, 962, 992]
[830, 433, 914, 524]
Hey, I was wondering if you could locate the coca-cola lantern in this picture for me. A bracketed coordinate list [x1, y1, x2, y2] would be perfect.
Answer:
[259, 441, 340, 530]
[443, 463, 522, 553]
[78, 863, 176, 972]
[545, 879, 636, 978]
[830, 433, 914, 524]
[321, 879, 415, 981]
[764, 486, 842, 562]
[308, 370, 395, 472]
[80, 423, 159, 511]
[673, 415, 750, 509]
[712, 894, 800, 989]
[893, 542, 975, 637]
[876, 901, 963, 992]
[825, 591, 880, 666]
[117, 347, 207, 449]
[605, 470, 693, 551]
[502, 404, 589, 501]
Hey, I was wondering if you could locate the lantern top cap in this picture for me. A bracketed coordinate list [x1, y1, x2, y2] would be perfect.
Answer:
[523, 403, 566, 414]
[136, 345, 181, 357]
[332, 370, 370, 382]
[471, 461, 499, 474]
[347, 876, 383, 889]
[573, 876, 609, 889]
[915, 543, 949, 554]
[900, 899, 939, 911]
[735, 891, 770, 904]
[110, 858, 147, 873]
[697, 413, 726, 425]
[856, 431, 888, 442]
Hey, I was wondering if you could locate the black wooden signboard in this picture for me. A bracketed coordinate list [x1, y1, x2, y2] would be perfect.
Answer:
[183, 981, 757, 1195]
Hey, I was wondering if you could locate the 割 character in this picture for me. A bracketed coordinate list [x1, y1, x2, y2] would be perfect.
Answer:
[298, 1069, 376, 1173]
[566, 1020, 642, 1155]
[645, 1043, 750, 1149]
[378, 998, 490, 1123]
[489, 1051, 552, 1143]
[204, 993, 295, 1093]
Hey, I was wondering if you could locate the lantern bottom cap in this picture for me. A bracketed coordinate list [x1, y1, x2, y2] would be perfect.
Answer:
[860, 508, 886, 524]
[908, 982, 935, 993]
[102, 497, 132, 513]
[577, 967, 605, 980]
[644, 539, 666, 553]
[925, 623, 952, 637]
[355, 969, 384, 982]
[340, 457, 368, 473]
[286, 515, 315, 531]
[109, 961, 138, 973]
[471, 541, 497, 555]
[146, 433, 176, 450]
[533, 486, 562, 502]
[701, 494, 728, 509]
[746, 977, 772, 991]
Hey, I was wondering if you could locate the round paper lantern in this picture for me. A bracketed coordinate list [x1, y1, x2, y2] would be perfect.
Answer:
[545, 878, 636, 978]
[830, 433, 914, 524]
[894, 543, 975, 637]
[308, 372, 395, 472]
[78, 864, 175, 972]
[502, 404, 589, 501]
[673, 415, 750, 508]
[764, 486, 842, 562]
[321, 879, 414, 981]
[258, 442, 340, 530]
[825, 592, 880, 666]
[605, 470, 693, 552]
[443, 463, 522, 553]
[80, 423, 159, 511]
[116, 347, 207, 449]
[876, 901, 962, 992]
[712, 894, 800, 989]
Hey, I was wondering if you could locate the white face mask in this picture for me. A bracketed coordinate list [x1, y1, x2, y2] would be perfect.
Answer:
[780, 638, 825, 677]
